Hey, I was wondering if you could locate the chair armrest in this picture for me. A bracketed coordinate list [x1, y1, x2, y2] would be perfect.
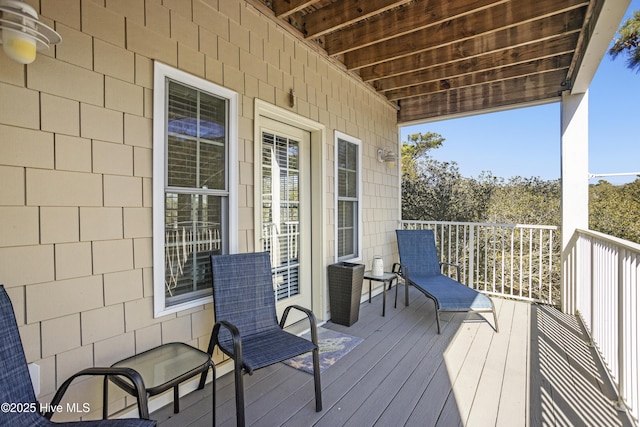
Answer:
[280, 305, 319, 346]
[439, 262, 460, 281]
[209, 320, 243, 362]
[392, 262, 409, 279]
[45, 367, 150, 420]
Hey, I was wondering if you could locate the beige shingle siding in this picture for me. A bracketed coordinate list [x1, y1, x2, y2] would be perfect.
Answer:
[0, 0, 399, 419]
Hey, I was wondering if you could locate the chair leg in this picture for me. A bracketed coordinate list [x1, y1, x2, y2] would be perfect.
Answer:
[405, 279, 409, 307]
[102, 376, 109, 419]
[233, 359, 245, 427]
[492, 307, 499, 333]
[173, 385, 180, 413]
[198, 370, 207, 389]
[435, 310, 441, 334]
[197, 363, 215, 423]
[312, 347, 322, 412]
[212, 363, 216, 427]
[394, 280, 398, 308]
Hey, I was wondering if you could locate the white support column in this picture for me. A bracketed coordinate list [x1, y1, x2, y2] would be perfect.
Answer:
[560, 90, 589, 313]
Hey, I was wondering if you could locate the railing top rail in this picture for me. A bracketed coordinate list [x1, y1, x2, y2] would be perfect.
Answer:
[576, 228, 640, 253]
[400, 220, 559, 231]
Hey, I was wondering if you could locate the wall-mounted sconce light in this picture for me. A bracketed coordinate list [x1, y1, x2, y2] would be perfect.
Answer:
[289, 88, 296, 108]
[0, 0, 61, 64]
[377, 147, 398, 168]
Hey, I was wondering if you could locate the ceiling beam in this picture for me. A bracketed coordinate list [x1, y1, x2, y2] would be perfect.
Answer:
[344, 0, 588, 70]
[373, 34, 580, 91]
[360, 22, 583, 83]
[324, 0, 507, 56]
[385, 55, 573, 101]
[300, 0, 412, 39]
[271, 1, 317, 18]
[397, 70, 567, 123]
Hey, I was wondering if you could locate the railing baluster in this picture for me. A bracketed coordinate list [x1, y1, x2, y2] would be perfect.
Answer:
[502, 227, 507, 296]
[519, 227, 523, 298]
[468, 224, 475, 289]
[484, 226, 489, 293]
[492, 226, 497, 294]
[590, 236, 595, 346]
[447, 225, 452, 272]
[617, 247, 625, 411]
[548, 229, 553, 304]
[539, 229, 543, 302]
[527, 228, 532, 299]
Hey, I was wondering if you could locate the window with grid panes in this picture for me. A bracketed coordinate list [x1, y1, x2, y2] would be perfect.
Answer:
[153, 63, 237, 316]
[336, 133, 361, 260]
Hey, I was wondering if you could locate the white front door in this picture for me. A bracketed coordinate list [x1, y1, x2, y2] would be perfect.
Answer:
[259, 118, 312, 324]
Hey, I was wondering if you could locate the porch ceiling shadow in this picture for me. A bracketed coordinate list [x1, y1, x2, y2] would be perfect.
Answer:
[247, 0, 603, 123]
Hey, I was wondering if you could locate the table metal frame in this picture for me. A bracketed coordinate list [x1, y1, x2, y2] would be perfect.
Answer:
[363, 271, 398, 316]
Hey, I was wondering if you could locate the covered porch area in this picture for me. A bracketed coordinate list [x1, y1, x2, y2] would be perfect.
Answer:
[0, 0, 635, 425]
[153, 286, 632, 426]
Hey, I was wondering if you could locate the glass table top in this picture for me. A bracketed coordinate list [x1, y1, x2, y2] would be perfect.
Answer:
[363, 270, 397, 281]
[112, 342, 210, 389]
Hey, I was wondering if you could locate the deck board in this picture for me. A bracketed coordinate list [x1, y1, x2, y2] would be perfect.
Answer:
[152, 286, 634, 427]
[372, 311, 462, 426]
[495, 298, 530, 426]
[314, 306, 439, 426]
[466, 298, 514, 427]
[408, 310, 480, 427]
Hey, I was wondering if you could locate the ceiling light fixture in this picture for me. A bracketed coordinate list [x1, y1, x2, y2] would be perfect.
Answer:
[0, 0, 61, 64]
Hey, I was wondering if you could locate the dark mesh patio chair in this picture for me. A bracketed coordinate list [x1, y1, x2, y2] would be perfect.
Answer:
[0, 285, 156, 427]
[209, 252, 322, 426]
[395, 230, 498, 333]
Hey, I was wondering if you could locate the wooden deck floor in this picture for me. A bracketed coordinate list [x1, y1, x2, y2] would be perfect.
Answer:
[153, 286, 634, 426]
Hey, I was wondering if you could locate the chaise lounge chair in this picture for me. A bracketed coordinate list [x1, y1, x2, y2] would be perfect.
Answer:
[394, 229, 498, 333]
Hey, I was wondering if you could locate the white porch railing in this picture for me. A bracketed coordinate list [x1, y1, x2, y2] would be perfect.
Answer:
[564, 229, 640, 421]
[399, 220, 560, 305]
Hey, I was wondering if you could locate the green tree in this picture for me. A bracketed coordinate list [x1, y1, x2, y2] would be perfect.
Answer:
[609, 10, 640, 72]
[411, 159, 465, 221]
[485, 177, 561, 225]
[461, 171, 501, 222]
[589, 178, 640, 242]
[401, 132, 445, 181]
[401, 132, 449, 220]
[401, 132, 489, 221]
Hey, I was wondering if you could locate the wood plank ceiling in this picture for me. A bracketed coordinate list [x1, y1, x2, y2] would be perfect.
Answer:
[246, 0, 596, 124]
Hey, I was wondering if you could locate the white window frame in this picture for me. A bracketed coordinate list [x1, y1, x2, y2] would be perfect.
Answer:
[334, 131, 362, 262]
[152, 62, 238, 317]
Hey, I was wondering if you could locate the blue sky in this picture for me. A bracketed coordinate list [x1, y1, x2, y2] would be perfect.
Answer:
[400, 0, 640, 185]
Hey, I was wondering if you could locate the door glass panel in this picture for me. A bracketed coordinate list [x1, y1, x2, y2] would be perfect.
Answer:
[262, 131, 301, 301]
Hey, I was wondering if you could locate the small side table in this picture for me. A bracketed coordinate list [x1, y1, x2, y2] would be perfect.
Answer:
[104, 342, 215, 416]
[363, 271, 398, 316]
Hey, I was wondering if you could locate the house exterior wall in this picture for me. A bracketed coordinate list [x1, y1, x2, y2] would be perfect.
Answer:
[0, 0, 399, 420]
